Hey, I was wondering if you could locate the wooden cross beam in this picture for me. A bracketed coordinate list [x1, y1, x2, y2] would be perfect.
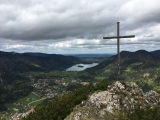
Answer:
[103, 22, 135, 81]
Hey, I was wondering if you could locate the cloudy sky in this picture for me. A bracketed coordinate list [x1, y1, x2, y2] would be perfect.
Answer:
[0, 0, 160, 54]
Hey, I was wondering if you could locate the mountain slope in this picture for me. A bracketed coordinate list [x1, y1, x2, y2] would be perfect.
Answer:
[151, 50, 160, 57]
[85, 50, 160, 92]
[0, 69, 33, 111]
[0, 51, 81, 72]
[90, 50, 160, 71]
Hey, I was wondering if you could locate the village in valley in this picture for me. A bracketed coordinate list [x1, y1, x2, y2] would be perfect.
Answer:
[0, 71, 92, 120]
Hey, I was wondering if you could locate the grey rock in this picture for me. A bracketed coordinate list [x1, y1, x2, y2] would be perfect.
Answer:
[65, 81, 160, 120]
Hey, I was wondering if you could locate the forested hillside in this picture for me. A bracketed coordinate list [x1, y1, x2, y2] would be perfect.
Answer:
[151, 50, 160, 57]
[85, 50, 160, 92]
[0, 51, 81, 112]
[0, 69, 33, 111]
[0, 51, 81, 72]
[89, 50, 160, 71]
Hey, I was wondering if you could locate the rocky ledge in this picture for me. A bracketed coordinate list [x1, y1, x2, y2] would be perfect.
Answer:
[65, 81, 160, 120]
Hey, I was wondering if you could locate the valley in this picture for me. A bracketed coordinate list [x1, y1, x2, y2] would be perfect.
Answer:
[0, 70, 95, 120]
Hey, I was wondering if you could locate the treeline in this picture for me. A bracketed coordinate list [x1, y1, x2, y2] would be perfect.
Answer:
[23, 81, 110, 120]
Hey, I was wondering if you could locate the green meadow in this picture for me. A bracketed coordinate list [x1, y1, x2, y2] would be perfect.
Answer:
[1, 92, 44, 119]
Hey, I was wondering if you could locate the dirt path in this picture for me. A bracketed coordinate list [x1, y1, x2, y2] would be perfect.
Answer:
[28, 98, 46, 105]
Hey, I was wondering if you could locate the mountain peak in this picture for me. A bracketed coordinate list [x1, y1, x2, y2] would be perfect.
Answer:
[65, 81, 160, 120]
[135, 49, 150, 55]
[120, 50, 150, 57]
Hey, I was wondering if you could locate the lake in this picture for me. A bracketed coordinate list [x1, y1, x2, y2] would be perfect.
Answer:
[65, 63, 98, 71]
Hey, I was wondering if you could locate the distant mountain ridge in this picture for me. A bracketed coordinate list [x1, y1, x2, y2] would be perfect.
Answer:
[0, 51, 81, 72]
[89, 50, 160, 71]
[64, 53, 114, 58]
[151, 50, 160, 57]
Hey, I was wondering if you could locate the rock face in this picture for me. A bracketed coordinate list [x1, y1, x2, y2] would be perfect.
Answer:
[65, 81, 160, 120]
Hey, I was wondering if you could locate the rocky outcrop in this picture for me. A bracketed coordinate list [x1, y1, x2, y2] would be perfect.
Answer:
[65, 81, 160, 120]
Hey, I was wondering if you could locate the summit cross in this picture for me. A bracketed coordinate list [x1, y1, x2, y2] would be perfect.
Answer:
[103, 22, 135, 81]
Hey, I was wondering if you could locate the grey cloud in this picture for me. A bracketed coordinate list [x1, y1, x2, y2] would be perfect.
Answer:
[0, 0, 160, 53]
[0, 0, 130, 41]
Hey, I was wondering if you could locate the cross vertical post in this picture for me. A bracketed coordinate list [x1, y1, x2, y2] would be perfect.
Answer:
[103, 22, 135, 81]
[117, 22, 120, 81]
